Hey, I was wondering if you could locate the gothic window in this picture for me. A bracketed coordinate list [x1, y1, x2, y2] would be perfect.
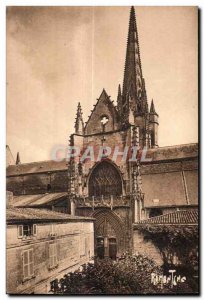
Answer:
[88, 161, 122, 197]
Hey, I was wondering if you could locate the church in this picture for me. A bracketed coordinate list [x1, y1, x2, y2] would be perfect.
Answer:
[7, 6, 198, 262]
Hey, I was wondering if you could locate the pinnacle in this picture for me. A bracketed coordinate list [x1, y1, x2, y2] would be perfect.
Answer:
[77, 102, 82, 111]
[74, 102, 84, 134]
[118, 84, 122, 97]
[150, 99, 156, 114]
[16, 152, 21, 165]
[76, 102, 83, 116]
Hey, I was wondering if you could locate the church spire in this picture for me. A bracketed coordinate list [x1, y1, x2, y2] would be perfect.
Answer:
[122, 6, 146, 116]
[74, 102, 84, 135]
[16, 152, 21, 165]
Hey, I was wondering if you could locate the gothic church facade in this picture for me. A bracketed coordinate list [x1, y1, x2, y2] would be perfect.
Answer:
[66, 7, 197, 258]
[7, 7, 198, 261]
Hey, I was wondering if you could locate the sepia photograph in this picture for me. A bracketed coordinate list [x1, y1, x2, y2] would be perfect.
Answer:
[6, 5, 198, 295]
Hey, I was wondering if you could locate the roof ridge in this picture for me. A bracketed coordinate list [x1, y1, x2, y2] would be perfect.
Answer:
[7, 207, 94, 221]
[136, 209, 198, 225]
[7, 158, 67, 167]
[146, 143, 198, 150]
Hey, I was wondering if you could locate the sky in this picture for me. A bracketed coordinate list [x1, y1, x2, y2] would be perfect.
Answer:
[7, 6, 198, 163]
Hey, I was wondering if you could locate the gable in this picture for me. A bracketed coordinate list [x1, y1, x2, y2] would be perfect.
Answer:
[85, 89, 120, 135]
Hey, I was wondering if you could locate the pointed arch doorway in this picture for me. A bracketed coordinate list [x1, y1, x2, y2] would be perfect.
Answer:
[93, 210, 125, 260]
[96, 216, 117, 259]
[88, 161, 124, 259]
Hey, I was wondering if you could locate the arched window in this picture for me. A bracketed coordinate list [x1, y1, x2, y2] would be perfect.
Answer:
[88, 161, 122, 197]
[149, 208, 163, 218]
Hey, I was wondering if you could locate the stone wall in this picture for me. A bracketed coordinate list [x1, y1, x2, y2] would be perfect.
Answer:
[141, 158, 198, 208]
[7, 171, 68, 195]
[133, 229, 163, 265]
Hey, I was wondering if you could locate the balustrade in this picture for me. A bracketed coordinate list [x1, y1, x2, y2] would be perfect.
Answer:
[76, 195, 130, 208]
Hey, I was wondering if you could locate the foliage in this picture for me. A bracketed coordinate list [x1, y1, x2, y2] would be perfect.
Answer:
[137, 225, 198, 267]
[50, 254, 196, 295]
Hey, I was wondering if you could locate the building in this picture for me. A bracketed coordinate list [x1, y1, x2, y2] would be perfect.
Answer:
[65, 6, 198, 258]
[6, 202, 94, 294]
[133, 209, 198, 265]
[6, 6, 198, 262]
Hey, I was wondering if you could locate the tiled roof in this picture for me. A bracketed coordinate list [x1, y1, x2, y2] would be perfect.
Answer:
[6, 143, 198, 176]
[7, 207, 94, 223]
[141, 143, 198, 163]
[135, 209, 198, 225]
[6, 159, 68, 176]
[11, 192, 68, 207]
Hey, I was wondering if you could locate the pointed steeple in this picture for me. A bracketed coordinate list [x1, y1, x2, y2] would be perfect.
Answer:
[117, 84, 122, 116]
[142, 78, 148, 113]
[150, 99, 158, 115]
[122, 6, 146, 116]
[16, 152, 21, 165]
[74, 102, 84, 135]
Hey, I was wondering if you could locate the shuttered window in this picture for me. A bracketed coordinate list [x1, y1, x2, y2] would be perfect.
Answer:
[23, 249, 34, 280]
[18, 225, 23, 238]
[49, 243, 58, 268]
[18, 224, 37, 238]
[33, 224, 37, 236]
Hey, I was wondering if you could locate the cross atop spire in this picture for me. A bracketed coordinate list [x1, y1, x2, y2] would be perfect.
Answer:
[122, 6, 146, 116]
[74, 102, 84, 135]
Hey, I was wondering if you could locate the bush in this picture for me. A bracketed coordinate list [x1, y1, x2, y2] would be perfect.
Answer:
[50, 253, 196, 295]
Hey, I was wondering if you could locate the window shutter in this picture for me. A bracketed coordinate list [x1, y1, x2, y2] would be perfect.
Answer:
[23, 251, 29, 279]
[49, 244, 53, 268]
[29, 249, 34, 276]
[18, 225, 23, 238]
[33, 224, 37, 236]
[54, 244, 58, 266]
[22, 249, 34, 279]
[49, 243, 58, 268]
